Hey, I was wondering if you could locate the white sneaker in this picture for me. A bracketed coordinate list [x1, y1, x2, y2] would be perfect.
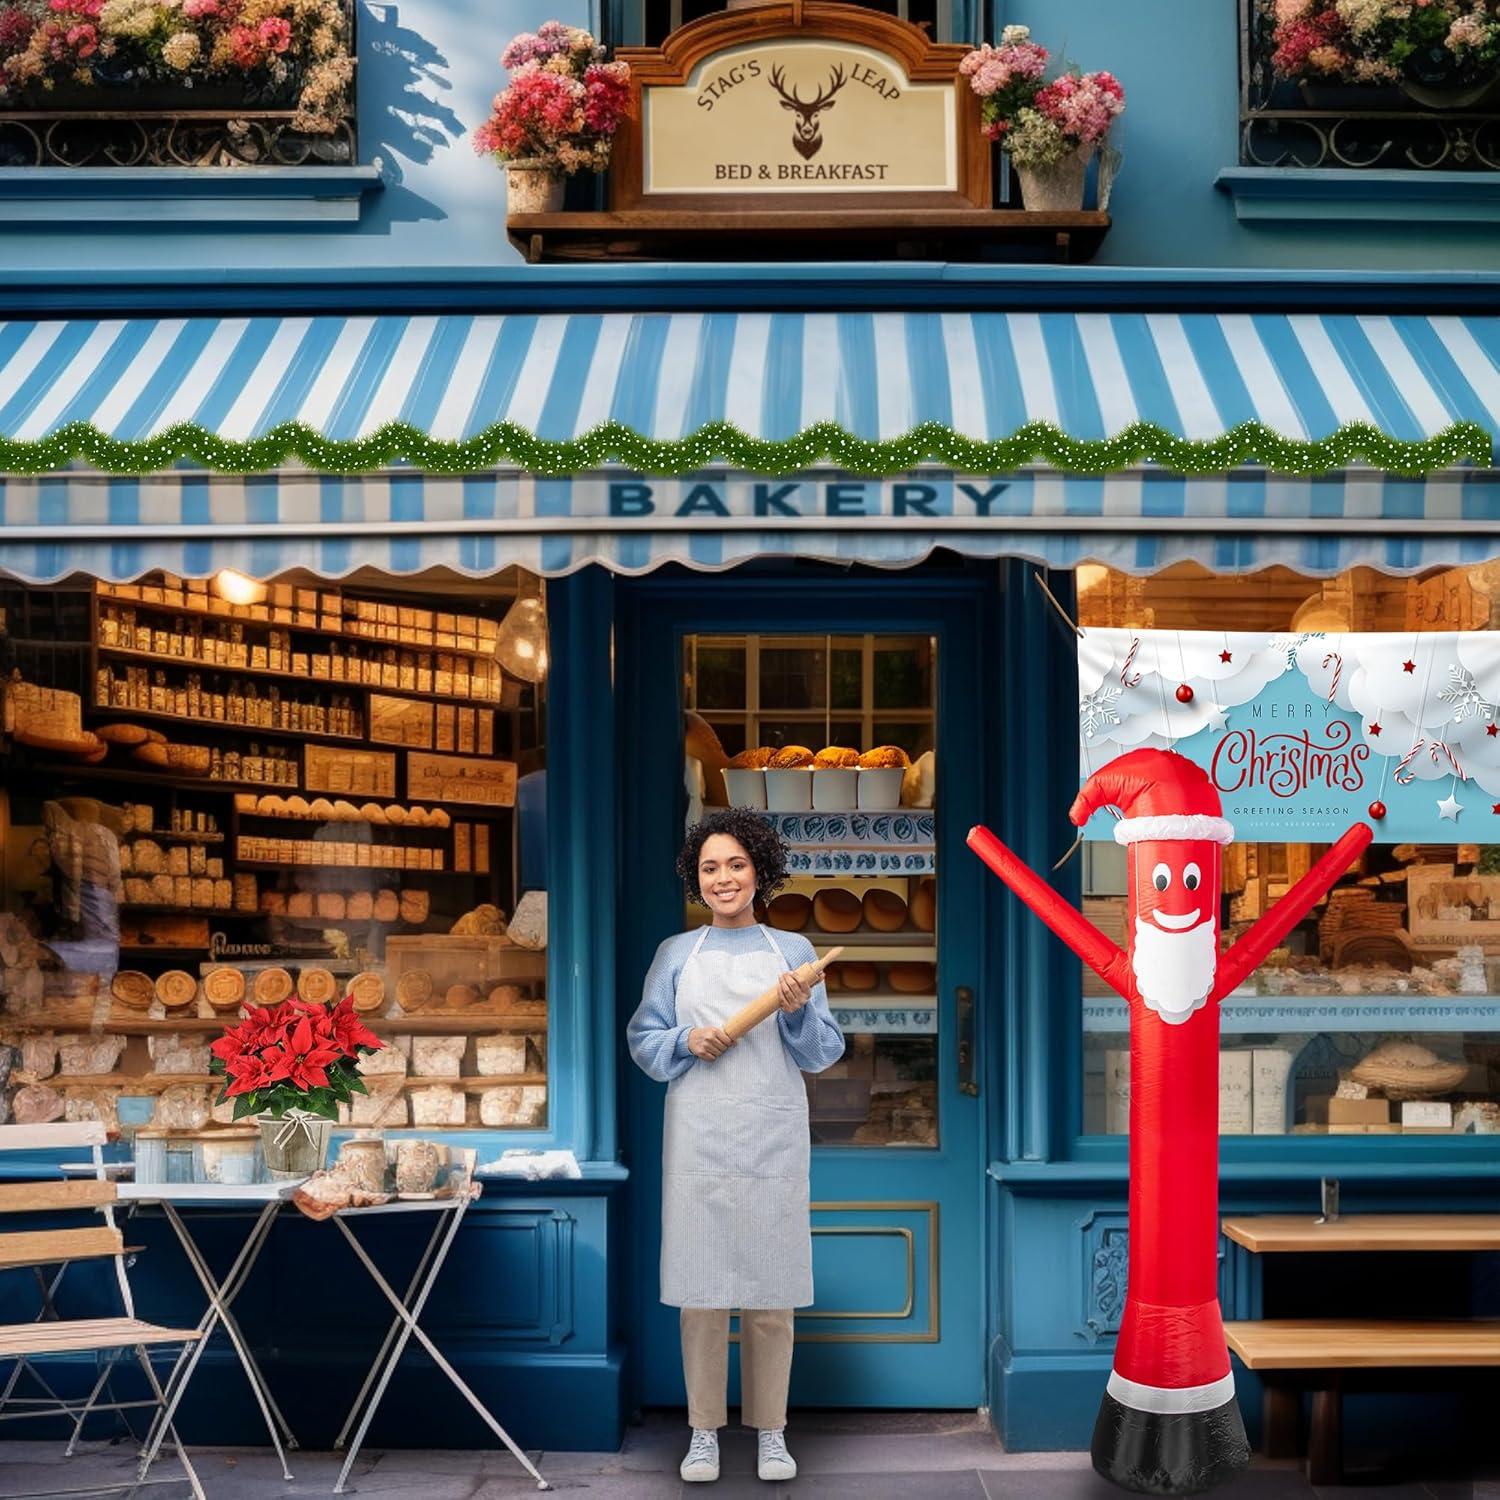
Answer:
[681, 1427, 720, 1482]
[757, 1428, 797, 1481]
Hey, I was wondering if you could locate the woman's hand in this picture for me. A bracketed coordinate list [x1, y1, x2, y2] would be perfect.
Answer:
[688, 1025, 736, 1061]
[777, 967, 812, 1014]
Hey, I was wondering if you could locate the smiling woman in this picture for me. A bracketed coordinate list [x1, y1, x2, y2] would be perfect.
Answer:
[627, 806, 845, 1483]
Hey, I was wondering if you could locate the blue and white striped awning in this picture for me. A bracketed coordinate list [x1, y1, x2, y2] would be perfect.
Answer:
[0, 310, 1496, 581]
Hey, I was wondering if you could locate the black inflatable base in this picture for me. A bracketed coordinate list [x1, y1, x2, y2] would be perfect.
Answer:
[1090, 1389, 1250, 1495]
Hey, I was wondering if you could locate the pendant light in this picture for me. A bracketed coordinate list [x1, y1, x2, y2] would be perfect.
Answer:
[495, 577, 549, 683]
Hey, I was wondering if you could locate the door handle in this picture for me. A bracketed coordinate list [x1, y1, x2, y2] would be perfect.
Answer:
[956, 985, 978, 1097]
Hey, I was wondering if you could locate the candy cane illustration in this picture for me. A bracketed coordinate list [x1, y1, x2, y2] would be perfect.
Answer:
[969, 749, 1371, 1494]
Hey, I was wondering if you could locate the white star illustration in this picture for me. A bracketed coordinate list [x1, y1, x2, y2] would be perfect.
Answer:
[1438, 792, 1463, 822]
[1205, 703, 1228, 734]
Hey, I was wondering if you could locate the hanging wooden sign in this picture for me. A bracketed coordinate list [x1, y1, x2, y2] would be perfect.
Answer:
[611, 1, 988, 211]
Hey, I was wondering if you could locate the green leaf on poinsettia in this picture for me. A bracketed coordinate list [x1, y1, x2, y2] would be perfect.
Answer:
[346, 1074, 370, 1098]
[231, 1092, 263, 1122]
[325, 1070, 354, 1102]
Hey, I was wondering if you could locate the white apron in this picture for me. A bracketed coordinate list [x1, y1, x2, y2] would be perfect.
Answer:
[660, 923, 813, 1309]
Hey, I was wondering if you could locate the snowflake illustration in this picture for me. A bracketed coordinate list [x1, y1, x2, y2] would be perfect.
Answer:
[1079, 685, 1122, 739]
[1438, 663, 1490, 723]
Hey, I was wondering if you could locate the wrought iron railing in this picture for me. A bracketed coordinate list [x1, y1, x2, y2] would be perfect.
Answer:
[0, 2, 357, 169]
[1240, 0, 1499, 170]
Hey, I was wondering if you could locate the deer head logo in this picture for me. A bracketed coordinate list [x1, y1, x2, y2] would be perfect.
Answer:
[768, 64, 847, 159]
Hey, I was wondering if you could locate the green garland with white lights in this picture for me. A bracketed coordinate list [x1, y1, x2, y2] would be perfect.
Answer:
[0, 417, 1490, 479]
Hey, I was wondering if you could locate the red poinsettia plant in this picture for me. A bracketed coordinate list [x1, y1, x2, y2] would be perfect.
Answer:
[211, 995, 383, 1122]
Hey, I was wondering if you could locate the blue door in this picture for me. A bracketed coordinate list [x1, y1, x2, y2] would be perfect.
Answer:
[619, 573, 990, 1409]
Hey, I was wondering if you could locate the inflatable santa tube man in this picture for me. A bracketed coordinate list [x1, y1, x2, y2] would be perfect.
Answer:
[969, 748, 1370, 1495]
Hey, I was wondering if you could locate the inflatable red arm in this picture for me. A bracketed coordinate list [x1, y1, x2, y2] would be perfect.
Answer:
[1212, 822, 1373, 1004]
[968, 825, 1132, 998]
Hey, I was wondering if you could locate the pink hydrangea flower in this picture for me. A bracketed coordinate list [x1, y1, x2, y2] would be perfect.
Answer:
[258, 17, 292, 54]
[183, 0, 221, 17]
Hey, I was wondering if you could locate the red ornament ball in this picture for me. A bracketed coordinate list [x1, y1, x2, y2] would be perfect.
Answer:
[1368, 800, 1387, 821]
[1175, 683, 1195, 704]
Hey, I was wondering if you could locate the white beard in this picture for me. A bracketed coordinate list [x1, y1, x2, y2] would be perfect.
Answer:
[1132, 916, 1217, 1025]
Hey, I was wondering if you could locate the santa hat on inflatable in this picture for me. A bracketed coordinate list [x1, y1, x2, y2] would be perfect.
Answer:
[1070, 748, 1235, 847]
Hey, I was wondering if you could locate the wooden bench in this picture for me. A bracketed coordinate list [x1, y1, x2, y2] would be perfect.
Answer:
[1222, 1213, 1500, 1483]
[1224, 1320, 1500, 1483]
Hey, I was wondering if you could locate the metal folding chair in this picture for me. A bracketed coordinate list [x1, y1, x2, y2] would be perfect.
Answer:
[0, 1121, 205, 1499]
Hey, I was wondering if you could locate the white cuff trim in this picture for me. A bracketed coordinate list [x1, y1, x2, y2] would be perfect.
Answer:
[1113, 814, 1235, 847]
[1107, 1370, 1237, 1415]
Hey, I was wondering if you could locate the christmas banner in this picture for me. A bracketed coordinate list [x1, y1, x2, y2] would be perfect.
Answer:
[1077, 629, 1500, 843]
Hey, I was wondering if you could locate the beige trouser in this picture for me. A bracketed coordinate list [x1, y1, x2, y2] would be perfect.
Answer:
[680, 1307, 794, 1431]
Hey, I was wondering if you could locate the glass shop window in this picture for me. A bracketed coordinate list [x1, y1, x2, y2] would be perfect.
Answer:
[0, 569, 550, 1149]
[683, 633, 938, 1147]
[636, 0, 954, 47]
[1077, 561, 1500, 1141]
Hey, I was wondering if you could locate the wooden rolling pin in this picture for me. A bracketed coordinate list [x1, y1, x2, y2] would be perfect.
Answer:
[722, 946, 844, 1040]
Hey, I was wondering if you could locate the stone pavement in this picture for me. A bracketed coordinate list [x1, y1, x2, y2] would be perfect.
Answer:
[1, 1412, 1491, 1499]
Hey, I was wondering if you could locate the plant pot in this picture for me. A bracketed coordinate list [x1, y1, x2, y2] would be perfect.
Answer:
[1012, 144, 1094, 212]
[506, 160, 565, 215]
[1400, 75, 1499, 111]
[1297, 79, 1405, 112]
[259, 1111, 332, 1179]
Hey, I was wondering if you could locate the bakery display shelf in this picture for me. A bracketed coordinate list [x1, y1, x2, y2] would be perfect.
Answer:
[85, 702, 364, 744]
[807, 932, 935, 960]
[235, 859, 459, 874]
[373, 1014, 548, 1034]
[121, 905, 259, 918]
[453, 1073, 547, 1087]
[123, 831, 225, 845]
[1083, 994, 1500, 1035]
[237, 800, 508, 823]
[119, 948, 217, 962]
[5, 761, 300, 795]
[823, 990, 938, 1006]
[96, 644, 504, 708]
[40, 1073, 218, 1090]
[97, 592, 510, 664]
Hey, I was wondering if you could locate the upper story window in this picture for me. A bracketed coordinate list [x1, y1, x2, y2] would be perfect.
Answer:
[0, 0, 357, 169]
[1240, 0, 1500, 169]
[629, 0, 962, 48]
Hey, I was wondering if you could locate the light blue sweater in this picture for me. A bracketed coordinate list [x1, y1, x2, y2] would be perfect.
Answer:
[627, 924, 846, 1083]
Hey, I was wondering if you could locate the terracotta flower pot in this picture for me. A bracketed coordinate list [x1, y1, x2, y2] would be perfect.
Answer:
[505, 159, 564, 215]
[1012, 143, 1094, 212]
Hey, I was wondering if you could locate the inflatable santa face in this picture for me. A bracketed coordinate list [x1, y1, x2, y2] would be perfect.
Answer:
[969, 747, 1371, 1495]
[1111, 813, 1230, 1027]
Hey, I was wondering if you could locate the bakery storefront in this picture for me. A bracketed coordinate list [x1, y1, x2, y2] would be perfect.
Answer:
[1, 306, 1498, 1452]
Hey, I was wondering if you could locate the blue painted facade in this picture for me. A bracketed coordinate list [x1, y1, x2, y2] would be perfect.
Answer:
[2, 0, 1499, 1465]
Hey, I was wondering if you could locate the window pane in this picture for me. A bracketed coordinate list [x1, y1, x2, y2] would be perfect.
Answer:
[706, 717, 747, 758]
[872, 719, 934, 758]
[1077, 561, 1500, 1140]
[873, 638, 932, 710]
[830, 649, 863, 711]
[692, 643, 745, 710]
[644, 0, 943, 46]
[760, 647, 827, 711]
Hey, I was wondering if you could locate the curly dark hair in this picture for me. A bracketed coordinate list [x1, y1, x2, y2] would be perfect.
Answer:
[676, 808, 792, 908]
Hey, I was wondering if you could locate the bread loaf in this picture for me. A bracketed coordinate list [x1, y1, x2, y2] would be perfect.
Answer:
[889, 962, 935, 994]
[346, 890, 374, 921]
[203, 967, 246, 1011]
[111, 971, 154, 1011]
[812, 887, 861, 933]
[287, 891, 313, 918]
[316, 892, 346, 921]
[374, 888, 400, 922]
[254, 967, 293, 1005]
[767, 893, 812, 932]
[297, 967, 337, 1004]
[863, 889, 908, 932]
[837, 961, 879, 991]
[910, 877, 936, 933]
[396, 969, 433, 1011]
[155, 970, 198, 1009]
[348, 971, 386, 1013]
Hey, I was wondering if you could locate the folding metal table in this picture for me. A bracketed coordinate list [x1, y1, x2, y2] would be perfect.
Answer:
[116, 1182, 298, 1485]
[114, 1166, 549, 1494]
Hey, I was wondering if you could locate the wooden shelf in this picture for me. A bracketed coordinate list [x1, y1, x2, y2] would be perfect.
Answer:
[4, 760, 299, 795]
[124, 830, 225, 845]
[824, 991, 937, 1006]
[374, 1014, 548, 1034]
[85, 702, 363, 743]
[121, 905, 259, 919]
[234, 860, 456, 875]
[97, 643, 504, 708]
[1, 1012, 547, 1037]
[506, 207, 1111, 265]
[97, 590, 509, 664]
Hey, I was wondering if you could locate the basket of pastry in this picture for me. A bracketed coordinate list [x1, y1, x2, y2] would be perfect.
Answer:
[856, 745, 910, 810]
[722, 746, 771, 809]
[765, 745, 815, 812]
[811, 745, 860, 812]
